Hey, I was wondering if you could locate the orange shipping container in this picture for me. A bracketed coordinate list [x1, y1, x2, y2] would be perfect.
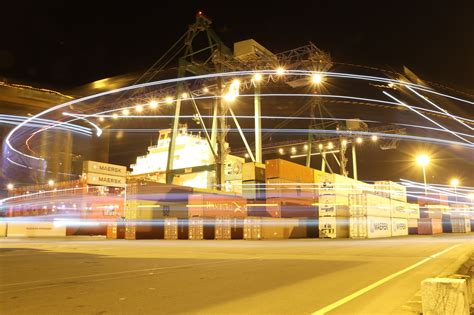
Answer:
[418, 218, 442, 235]
[265, 159, 314, 183]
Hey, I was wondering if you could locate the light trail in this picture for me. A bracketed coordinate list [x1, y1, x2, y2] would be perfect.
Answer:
[383, 91, 472, 144]
[5, 69, 473, 169]
[405, 86, 474, 131]
[62, 112, 102, 136]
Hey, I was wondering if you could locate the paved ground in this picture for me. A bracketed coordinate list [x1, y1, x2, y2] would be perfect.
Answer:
[1, 234, 473, 314]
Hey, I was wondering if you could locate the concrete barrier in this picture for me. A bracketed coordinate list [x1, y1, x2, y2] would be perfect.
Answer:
[421, 277, 470, 315]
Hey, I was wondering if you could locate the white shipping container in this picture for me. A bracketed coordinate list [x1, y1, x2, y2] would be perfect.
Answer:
[391, 218, 408, 236]
[373, 181, 407, 202]
[349, 194, 391, 217]
[451, 217, 471, 233]
[406, 203, 420, 219]
[350, 216, 392, 239]
[318, 173, 355, 196]
[391, 199, 408, 218]
[7, 221, 66, 237]
[319, 217, 349, 239]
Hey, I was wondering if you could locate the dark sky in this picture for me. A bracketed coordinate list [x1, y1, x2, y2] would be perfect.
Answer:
[1, 1, 473, 91]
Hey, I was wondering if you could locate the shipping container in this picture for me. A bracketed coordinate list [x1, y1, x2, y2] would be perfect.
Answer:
[0, 221, 6, 237]
[215, 218, 243, 240]
[451, 217, 471, 233]
[124, 220, 164, 239]
[391, 218, 408, 236]
[373, 181, 407, 202]
[265, 178, 315, 199]
[243, 217, 306, 240]
[318, 194, 350, 217]
[164, 217, 189, 240]
[349, 193, 391, 217]
[406, 203, 420, 219]
[265, 159, 314, 183]
[242, 162, 265, 182]
[420, 205, 448, 219]
[441, 214, 452, 233]
[187, 193, 246, 218]
[305, 218, 319, 238]
[390, 199, 409, 218]
[418, 193, 449, 206]
[408, 218, 418, 235]
[317, 173, 354, 197]
[7, 221, 66, 237]
[418, 218, 443, 235]
[242, 180, 266, 201]
[349, 216, 392, 239]
[106, 221, 125, 239]
[319, 217, 349, 239]
[188, 217, 215, 240]
[265, 198, 317, 218]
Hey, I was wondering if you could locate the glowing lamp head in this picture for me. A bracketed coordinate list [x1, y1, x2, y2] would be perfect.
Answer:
[304, 144, 308, 150]
[165, 97, 173, 104]
[99, 116, 105, 122]
[278, 148, 284, 155]
[371, 135, 378, 142]
[356, 137, 363, 144]
[122, 109, 130, 116]
[112, 113, 119, 120]
[149, 100, 158, 109]
[48, 180, 55, 186]
[135, 104, 143, 113]
[276, 67, 285, 76]
[244, 153, 249, 158]
[468, 193, 474, 201]
[341, 139, 348, 146]
[181, 92, 189, 99]
[450, 178, 460, 187]
[327, 142, 334, 150]
[311, 73, 323, 84]
[253, 73, 262, 82]
[318, 143, 323, 150]
[416, 154, 430, 167]
[203, 87, 209, 93]
[7, 183, 14, 190]
[291, 147, 296, 154]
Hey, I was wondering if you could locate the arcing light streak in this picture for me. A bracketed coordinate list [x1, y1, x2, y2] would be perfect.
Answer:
[0, 115, 92, 135]
[62, 112, 102, 136]
[6, 70, 474, 164]
[405, 86, 474, 131]
[383, 91, 472, 144]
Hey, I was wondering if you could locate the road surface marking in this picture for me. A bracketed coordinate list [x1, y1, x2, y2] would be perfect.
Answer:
[312, 244, 461, 314]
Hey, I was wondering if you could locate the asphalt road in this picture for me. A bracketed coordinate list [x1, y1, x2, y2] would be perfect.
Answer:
[1, 235, 473, 315]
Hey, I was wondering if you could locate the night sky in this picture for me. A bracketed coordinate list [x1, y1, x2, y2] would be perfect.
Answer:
[1, 1, 473, 189]
[1, 1, 473, 91]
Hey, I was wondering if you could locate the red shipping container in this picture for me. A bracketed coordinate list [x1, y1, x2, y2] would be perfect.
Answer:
[188, 193, 246, 218]
[418, 218, 442, 235]
[418, 193, 449, 206]
[266, 198, 317, 218]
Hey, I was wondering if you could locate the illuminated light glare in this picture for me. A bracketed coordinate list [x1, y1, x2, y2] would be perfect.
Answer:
[203, 87, 209, 93]
[244, 153, 250, 158]
[327, 142, 334, 150]
[99, 117, 105, 122]
[122, 109, 130, 116]
[468, 193, 474, 201]
[371, 135, 378, 142]
[278, 148, 284, 155]
[304, 144, 308, 150]
[341, 139, 348, 146]
[416, 154, 430, 167]
[450, 178, 460, 187]
[318, 143, 323, 150]
[135, 105, 143, 113]
[276, 67, 285, 75]
[165, 97, 173, 104]
[48, 180, 55, 186]
[312, 73, 323, 84]
[112, 113, 118, 119]
[291, 147, 297, 154]
[149, 100, 158, 108]
[181, 92, 189, 99]
[253, 73, 262, 82]
[356, 137, 363, 144]
[388, 82, 394, 88]
[7, 183, 14, 190]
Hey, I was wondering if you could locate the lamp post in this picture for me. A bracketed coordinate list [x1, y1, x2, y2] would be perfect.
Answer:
[416, 155, 430, 195]
[450, 178, 459, 203]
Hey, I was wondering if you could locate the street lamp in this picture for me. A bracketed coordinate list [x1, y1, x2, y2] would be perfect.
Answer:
[450, 178, 460, 203]
[416, 154, 430, 195]
[48, 179, 55, 187]
[311, 73, 323, 84]
[7, 183, 14, 190]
